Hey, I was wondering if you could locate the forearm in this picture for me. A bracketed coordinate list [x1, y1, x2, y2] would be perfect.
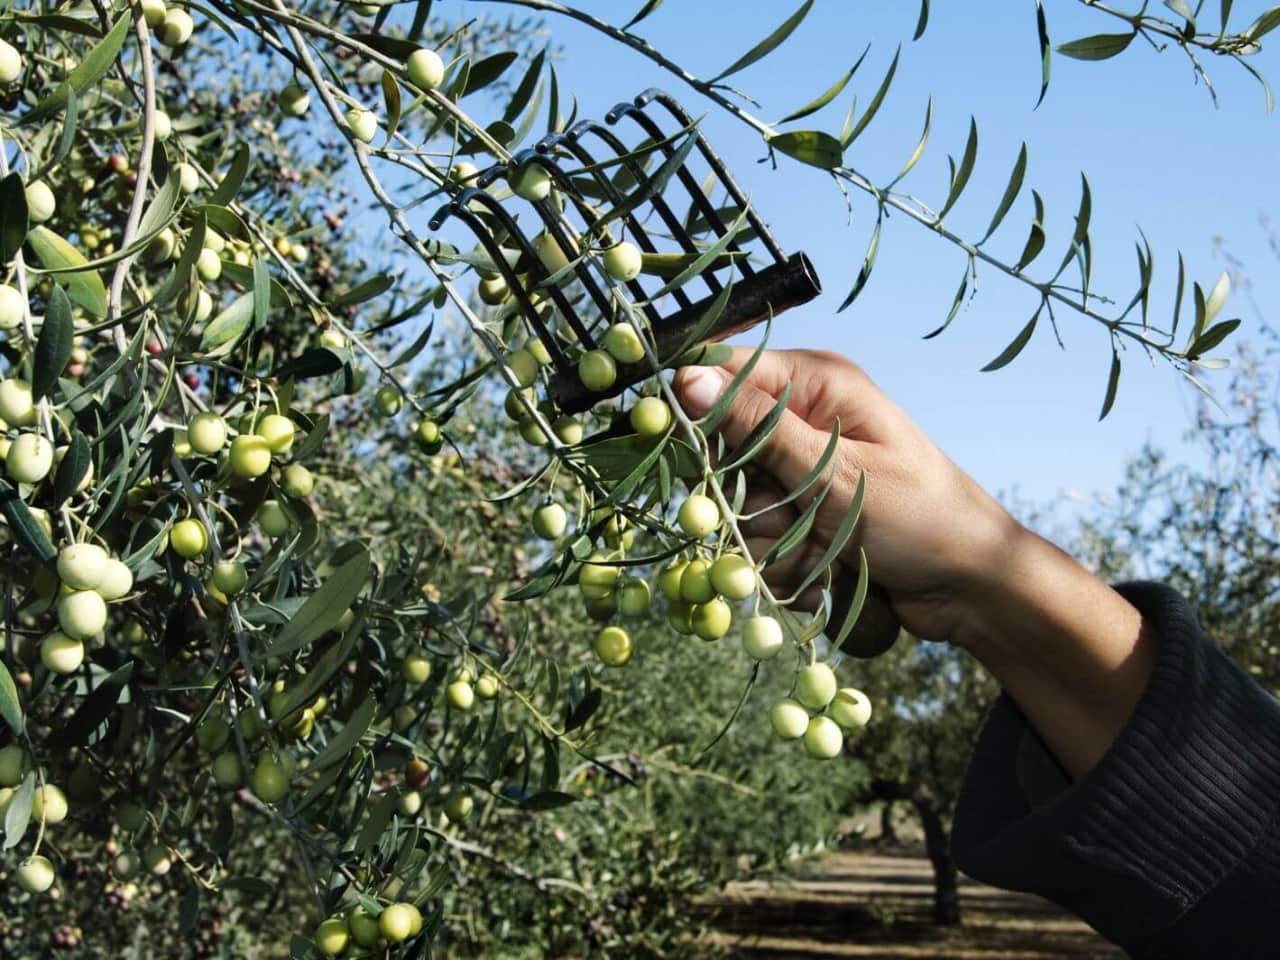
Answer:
[951, 526, 1159, 779]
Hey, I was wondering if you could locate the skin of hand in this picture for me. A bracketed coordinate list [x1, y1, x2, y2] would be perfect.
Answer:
[674, 348, 1157, 779]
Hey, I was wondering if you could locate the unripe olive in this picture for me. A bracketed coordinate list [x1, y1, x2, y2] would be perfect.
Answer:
[804, 715, 844, 759]
[15, 855, 55, 893]
[769, 698, 809, 740]
[143, 844, 172, 875]
[416, 419, 443, 453]
[444, 791, 473, 823]
[197, 716, 231, 752]
[531, 502, 567, 540]
[602, 241, 642, 282]
[257, 500, 291, 538]
[228, 434, 271, 478]
[156, 8, 194, 46]
[691, 597, 732, 641]
[0, 745, 29, 787]
[0, 284, 24, 330]
[709, 554, 756, 601]
[57, 543, 108, 591]
[211, 560, 248, 595]
[0, 379, 36, 426]
[509, 163, 552, 202]
[380, 902, 422, 942]
[252, 757, 289, 803]
[7, 433, 53, 484]
[667, 600, 694, 635]
[504, 348, 538, 387]
[96, 558, 134, 601]
[532, 231, 574, 275]
[255, 413, 296, 454]
[57, 590, 107, 639]
[406, 47, 445, 90]
[169, 518, 209, 559]
[25, 180, 55, 223]
[678, 558, 715, 604]
[657, 559, 688, 602]
[629, 396, 671, 437]
[829, 687, 872, 730]
[552, 416, 583, 445]
[346, 107, 377, 144]
[278, 82, 310, 117]
[33, 783, 68, 824]
[348, 907, 381, 947]
[577, 349, 617, 392]
[153, 109, 173, 140]
[741, 615, 784, 660]
[175, 162, 199, 193]
[195, 247, 221, 282]
[403, 652, 431, 684]
[577, 555, 619, 600]
[314, 916, 350, 956]
[0, 39, 23, 85]
[794, 662, 837, 710]
[140, 0, 167, 26]
[40, 631, 84, 674]
[616, 576, 651, 617]
[211, 751, 241, 787]
[281, 463, 314, 498]
[678, 494, 720, 539]
[475, 674, 499, 699]
[595, 625, 633, 665]
[446, 680, 474, 711]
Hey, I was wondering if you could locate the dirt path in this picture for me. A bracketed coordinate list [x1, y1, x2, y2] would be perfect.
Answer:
[704, 850, 1127, 959]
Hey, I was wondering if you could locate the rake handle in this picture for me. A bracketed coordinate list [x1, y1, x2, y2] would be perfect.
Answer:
[548, 252, 822, 414]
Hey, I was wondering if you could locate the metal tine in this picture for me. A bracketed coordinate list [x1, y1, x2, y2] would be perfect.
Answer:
[558, 118, 708, 307]
[540, 123, 690, 319]
[508, 149, 621, 341]
[427, 189, 584, 370]
[637, 89, 789, 265]
[606, 99, 752, 293]
[509, 146, 658, 336]
[607, 101, 757, 299]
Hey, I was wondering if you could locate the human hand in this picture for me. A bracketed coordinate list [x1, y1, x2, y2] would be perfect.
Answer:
[673, 348, 1022, 651]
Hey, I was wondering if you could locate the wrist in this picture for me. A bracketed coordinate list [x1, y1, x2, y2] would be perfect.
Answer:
[953, 524, 1158, 777]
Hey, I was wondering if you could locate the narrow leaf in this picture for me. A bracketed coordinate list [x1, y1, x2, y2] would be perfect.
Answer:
[1186, 318, 1240, 359]
[463, 52, 518, 95]
[711, 0, 814, 83]
[1035, 0, 1051, 107]
[623, 0, 663, 29]
[979, 142, 1027, 244]
[837, 209, 882, 312]
[0, 480, 56, 564]
[981, 310, 1038, 371]
[33, 285, 74, 401]
[1014, 190, 1046, 272]
[1246, 6, 1280, 39]
[52, 431, 91, 506]
[766, 130, 843, 170]
[209, 144, 251, 208]
[26, 227, 107, 317]
[914, 0, 930, 40]
[22, 15, 130, 125]
[0, 173, 29, 262]
[778, 49, 868, 124]
[1056, 31, 1135, 60]
[888, 97, 931, 186]
[0, 661, 23, 736]
[937, 117, 977, 220]
[843, 48, 900, 147]
[1099, 349, 1121, 420]
[1204, 271, 1230, 324]
[263, 548, 370, 656]
[3, 774, 33, 848]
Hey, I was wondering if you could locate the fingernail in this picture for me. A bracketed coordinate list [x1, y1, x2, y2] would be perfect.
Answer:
[677, 366, 726, 418]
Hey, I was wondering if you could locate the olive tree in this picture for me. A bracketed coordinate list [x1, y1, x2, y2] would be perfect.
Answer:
[0, 1, 1269, 956]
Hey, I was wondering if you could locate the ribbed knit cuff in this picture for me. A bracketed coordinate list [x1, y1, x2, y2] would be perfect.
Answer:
[952, 582, 1280, 949]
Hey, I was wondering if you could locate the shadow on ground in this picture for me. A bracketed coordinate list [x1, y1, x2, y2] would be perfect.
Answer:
[702, 848, 1127, 959]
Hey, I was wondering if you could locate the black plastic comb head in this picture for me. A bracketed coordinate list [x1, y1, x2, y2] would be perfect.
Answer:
[428, 89, 822, 414]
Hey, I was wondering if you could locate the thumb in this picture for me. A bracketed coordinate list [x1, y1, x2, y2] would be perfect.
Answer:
[674, 365, 825, 492]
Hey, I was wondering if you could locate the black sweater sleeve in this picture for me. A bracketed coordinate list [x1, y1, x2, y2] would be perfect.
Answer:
[951, 582, 1280, 960]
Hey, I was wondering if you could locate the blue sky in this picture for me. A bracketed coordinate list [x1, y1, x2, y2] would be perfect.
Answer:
[453, 0, 1280, 518]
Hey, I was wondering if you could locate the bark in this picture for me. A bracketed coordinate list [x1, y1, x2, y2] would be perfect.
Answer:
[879, 801, 898, 844]
[913, 796, 960, 926]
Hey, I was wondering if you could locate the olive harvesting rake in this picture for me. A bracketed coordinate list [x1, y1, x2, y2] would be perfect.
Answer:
[428, 88, 900, 658]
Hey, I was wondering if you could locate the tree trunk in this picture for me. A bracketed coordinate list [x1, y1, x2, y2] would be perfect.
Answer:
[913, 797, 960, 926]
[879, 801, 898, 844]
